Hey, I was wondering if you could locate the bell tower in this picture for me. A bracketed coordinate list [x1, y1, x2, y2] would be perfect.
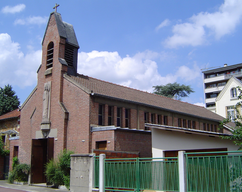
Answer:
[37, 9, 79, 137]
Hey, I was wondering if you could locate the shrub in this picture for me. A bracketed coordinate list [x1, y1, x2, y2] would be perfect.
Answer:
[8, 157, 30, 183]
[12, 156, 19, 169]
[45, 149, 73, 189]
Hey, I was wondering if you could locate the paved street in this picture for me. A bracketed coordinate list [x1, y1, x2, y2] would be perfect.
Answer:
[0, 180, 69, 192]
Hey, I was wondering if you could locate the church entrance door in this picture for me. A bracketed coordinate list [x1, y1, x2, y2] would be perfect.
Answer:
[31, 138, 54, 183]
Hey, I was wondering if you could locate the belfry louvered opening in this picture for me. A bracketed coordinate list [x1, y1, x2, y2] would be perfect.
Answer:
[64, 44, 74, 66]
[46, 42, 54, 69]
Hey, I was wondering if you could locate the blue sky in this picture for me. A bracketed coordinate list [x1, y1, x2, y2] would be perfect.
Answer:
[1, 0, 242, 106]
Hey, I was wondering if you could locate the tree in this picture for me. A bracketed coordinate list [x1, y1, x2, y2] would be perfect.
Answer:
[0, 85, 20, 116]
[153, 82, 194, 100]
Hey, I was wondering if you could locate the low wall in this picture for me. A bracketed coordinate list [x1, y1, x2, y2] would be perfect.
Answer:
[70, 154, 95, 192]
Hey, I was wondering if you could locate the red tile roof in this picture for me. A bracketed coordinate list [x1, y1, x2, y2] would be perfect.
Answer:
[66, 74, 224, 122]
[0, 109, 20, 121]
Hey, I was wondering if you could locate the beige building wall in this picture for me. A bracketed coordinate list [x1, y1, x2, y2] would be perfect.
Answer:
[152, 128, 238, 158]
[216, 77, 242, 118]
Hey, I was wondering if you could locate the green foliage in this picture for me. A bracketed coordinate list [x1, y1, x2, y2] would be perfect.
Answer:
[12, 156, 19, 170]
[0, 138, 10, 156]
[153, 82, 194, 100]
[8, 157, 30, 183]
[0, 84, 20, 116]
[45, 149, 74, 189]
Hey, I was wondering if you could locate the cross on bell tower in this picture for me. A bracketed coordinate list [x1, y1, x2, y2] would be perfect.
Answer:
[53, 3, 60, 12]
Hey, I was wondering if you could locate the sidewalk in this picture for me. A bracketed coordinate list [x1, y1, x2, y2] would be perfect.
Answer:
[0, 180, 69, 192]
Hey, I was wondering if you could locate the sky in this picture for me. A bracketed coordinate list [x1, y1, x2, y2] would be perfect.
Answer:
[1, 0, 242, 106]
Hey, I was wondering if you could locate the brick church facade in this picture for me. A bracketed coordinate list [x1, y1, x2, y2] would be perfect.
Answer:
[10, 11, 232, 183]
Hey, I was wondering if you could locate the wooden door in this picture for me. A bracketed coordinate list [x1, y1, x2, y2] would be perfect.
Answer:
[31, 138, 54, 183]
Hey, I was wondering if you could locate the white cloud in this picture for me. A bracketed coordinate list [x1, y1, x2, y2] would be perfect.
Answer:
[175, 64, 201, 82]
[164, 0, 242, 48]
[77, 50, 201, 93]
[0, 33, 41, 88]
[14, 16, 48, 25]
[1, 4, 25, 14]
[193, 102, 205, 107]
[0, 34, 201, 96]
[156, 19, 170, 31]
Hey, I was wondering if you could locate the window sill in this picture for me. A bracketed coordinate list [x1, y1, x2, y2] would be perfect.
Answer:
[45, 68, 52, 76]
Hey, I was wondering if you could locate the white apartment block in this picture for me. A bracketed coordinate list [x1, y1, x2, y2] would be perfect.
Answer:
[202, 63, 242, 113]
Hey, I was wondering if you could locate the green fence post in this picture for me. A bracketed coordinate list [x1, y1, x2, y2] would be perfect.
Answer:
[136, 157, 140, 192]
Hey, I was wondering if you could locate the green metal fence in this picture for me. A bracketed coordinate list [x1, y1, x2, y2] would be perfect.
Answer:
[185, 151, 242, 192]
[94, 151, 242, 192]
[95, 157, 179, 192]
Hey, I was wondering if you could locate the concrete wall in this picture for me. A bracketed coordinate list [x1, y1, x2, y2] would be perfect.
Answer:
[152, 128, 238, 158]
[70, 154, 94, 192]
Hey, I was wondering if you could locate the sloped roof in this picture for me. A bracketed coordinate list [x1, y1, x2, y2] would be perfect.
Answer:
[42, 12, 79, 48]
[64, 74, 225, 122]
[0, 109, 20, 121]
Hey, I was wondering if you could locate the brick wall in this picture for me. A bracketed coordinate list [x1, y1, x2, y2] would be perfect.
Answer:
[93, 149, 139, 158]
[115, 129, 151, 157]
[92, 130, 115, 151]
[9, 139, 19, 170]
[63, 78, 90, 154]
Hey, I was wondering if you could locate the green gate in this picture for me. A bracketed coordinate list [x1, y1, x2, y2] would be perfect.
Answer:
[186, 151, 242, 192]
[95, 157, 179, 192]
[94, 151, 242, 192]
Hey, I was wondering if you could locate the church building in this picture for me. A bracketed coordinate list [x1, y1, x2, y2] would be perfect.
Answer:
[10, 11, 234, 183]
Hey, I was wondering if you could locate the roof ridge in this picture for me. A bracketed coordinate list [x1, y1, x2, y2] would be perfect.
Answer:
[76, 73, 204, 109]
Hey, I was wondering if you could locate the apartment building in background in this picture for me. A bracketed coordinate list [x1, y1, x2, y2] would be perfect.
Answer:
[202, 63, 242, 113]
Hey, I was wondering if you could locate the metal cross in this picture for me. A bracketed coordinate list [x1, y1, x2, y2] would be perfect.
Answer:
[53, 3, 60, 12]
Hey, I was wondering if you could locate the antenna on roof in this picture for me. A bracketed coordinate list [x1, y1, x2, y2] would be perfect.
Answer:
[53, 3, 60, 12]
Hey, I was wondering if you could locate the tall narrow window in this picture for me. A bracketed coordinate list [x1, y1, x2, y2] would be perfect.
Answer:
[214, 125, 217, 132]
[227, 106, 235, 122]
[64, 44, 74, 66]
[108, 106, 113, 125]
[203, 123, 206, 131]
[211, 124, 214, 132]
[117, 107, 121, 127]
[207, 124, 210, 131]
[183, 119, 186, 128]
[98, 104, 104, 125]
[231, 88, 237, 98]
[178, 118, 181, 127]
[188, 120, 191, 128]
[144, 112, 149, 123]
[151, 113, 155, 124]
[125, 109, 130, 127]
[14, 146, 19, 157]
[46, 42, 54, 69]
[157, 115, 162, 124]
[192, 121, 196, 129]
[164, 116, 168, 125]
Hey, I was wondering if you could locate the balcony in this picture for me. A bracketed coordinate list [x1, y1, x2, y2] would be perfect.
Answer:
[204, 86, 224, 93]
[204, 75, 225, 83]
[205, 97, 216, 103]
[225, 71, 242, 79]
[206, 106, 216, 113]
[204, 71, 242, 83]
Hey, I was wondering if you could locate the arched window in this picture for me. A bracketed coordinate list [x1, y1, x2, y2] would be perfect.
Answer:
[46, 42, 54, 69]
[231, 87, 237, 98]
